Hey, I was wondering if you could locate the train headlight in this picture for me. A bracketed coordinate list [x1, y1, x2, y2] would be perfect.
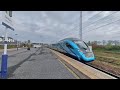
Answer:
[85, 52, 93, 58]
[78, 49, 83, 53]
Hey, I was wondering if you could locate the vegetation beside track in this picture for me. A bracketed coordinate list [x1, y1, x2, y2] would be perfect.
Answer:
[91, 45, 120, 77]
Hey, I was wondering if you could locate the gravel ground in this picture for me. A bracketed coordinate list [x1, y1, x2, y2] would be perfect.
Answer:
[90, 60, 120, 77]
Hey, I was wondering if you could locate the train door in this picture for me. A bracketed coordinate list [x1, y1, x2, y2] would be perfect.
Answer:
[66, 42, 81, 60]
[65, 42, 76, 56]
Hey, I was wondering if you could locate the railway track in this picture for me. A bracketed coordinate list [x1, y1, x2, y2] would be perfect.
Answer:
[85, 62, 120, 79]
[50, 48, 118, 79]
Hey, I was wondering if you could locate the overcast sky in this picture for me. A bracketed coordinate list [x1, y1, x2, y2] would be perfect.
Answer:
[0, 11, 120, 43]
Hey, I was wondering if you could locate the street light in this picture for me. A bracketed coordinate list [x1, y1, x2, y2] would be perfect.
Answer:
[15, 34, 18, 50]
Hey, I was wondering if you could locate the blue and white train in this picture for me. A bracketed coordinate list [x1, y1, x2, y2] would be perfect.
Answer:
[50, 38, 95, 62]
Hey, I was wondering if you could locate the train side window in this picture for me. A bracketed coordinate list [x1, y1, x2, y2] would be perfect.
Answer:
[66, 43, 69, 46]
[66, 43, 73, 49]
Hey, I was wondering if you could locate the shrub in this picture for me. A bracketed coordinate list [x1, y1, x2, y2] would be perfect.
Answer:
[92, 44, 120, 52]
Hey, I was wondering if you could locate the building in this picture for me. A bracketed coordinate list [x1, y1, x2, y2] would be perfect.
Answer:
[8, 37, 15, 42]
[0, 36, 4, 42]
[32, 43, 41, 48]
[0, 36, 15, 42]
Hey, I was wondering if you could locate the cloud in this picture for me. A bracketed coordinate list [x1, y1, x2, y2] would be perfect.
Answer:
[0, 11, 119, 43]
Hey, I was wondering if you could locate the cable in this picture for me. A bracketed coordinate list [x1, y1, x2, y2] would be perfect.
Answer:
[83, 14, 120, 35]
[58, 12, 119, 39]
[67, 15, 81, 26]
[83, 28, 120, 40]
[102, 25, 120, 33]
[62, 26, 79, 37]
[109, 30, 120, 38]
[60, 12, 83, 38]
[82, 11, 103, 27]
[83, 11, 118, 29]
[110, 35, 120, 39]
[83, 24, 120, 37]
[82, 11, 119, 39]
[69, 11, 102, 28]
[84, 11, 103, 21]
[65, 24, 80, 36]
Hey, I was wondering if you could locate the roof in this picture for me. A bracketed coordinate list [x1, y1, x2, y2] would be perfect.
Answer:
[60, 38, 81, 42]
[0, 36, 4, 38]
[8, 37, 13, 39]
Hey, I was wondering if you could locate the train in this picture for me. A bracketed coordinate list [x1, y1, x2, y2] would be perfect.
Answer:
[49, 38, 95, 62]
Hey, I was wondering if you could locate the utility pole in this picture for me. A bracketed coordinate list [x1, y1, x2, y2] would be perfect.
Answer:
[27, 40, 30, 50]
[80, 11, 82, 41]
[15, 34, 18, 50]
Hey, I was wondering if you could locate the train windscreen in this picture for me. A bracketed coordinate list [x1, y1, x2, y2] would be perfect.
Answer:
[74, 40, 88, 50]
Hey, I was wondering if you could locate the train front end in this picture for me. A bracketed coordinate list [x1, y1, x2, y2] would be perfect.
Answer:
[81, 47, 95, 62]
[74, 40, 95, 62]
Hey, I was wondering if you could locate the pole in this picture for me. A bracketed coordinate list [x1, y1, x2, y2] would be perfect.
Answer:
[17, 39, 18, 50]
[15, 34, 18, 50]
[1, 27, 8, 79]
[0, 11, 14, 79]
[80, 11, 82, 41]
[16, 39, 18, 50]
[4, 27, 8, 54]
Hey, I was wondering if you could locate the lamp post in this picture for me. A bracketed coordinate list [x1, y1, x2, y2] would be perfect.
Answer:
[15, 34, 18, 50]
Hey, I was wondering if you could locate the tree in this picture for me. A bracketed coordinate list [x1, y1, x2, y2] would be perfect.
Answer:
[97, 41, 101, 45]
[94, 41, 97, 45]
[102, 40, 106, 46]
[28, 40, 30, 43]
[114, 40, 119, 46]
[88, 41, 91, 45]
[107, 40, 113, 45]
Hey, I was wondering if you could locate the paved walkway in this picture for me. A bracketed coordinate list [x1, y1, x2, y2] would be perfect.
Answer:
[1, 47, 77, 79]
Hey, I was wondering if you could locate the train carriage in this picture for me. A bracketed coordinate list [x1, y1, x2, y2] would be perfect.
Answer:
[51, 38, 95, 62]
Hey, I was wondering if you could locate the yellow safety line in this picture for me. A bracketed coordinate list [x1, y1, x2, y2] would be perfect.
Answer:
[58, 58, 80, 79]
[49, 48, 80, 79]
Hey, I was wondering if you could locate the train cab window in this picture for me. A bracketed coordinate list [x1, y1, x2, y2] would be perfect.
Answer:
[74, 40, 88, 50]
[66, 43, 73, 49]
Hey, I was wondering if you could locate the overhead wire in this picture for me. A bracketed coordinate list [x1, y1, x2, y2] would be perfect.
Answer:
[82, 11, 103, 27]
[83, 12, 120, 35]
[83, 11, 118, 31]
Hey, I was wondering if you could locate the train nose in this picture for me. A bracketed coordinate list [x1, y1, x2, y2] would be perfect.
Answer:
[85, 58, 95, 62]
[85, 52, 94, 58]
[81, 52, 95, 62]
